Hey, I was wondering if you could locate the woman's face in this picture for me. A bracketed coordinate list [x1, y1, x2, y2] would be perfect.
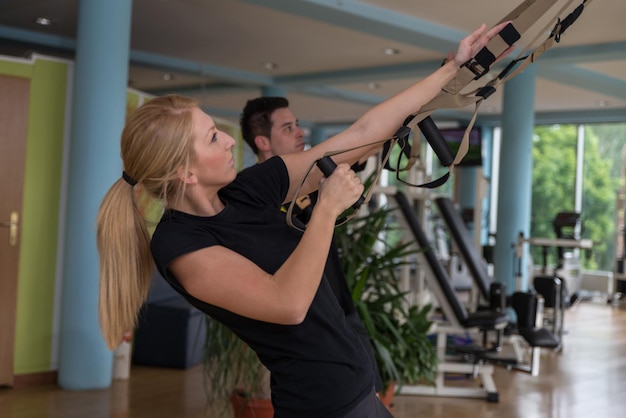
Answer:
[189, 107, 237, 188]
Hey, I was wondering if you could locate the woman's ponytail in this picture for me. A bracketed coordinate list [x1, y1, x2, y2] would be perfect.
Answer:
[96, 94, 197, 350]
[97, 179, 153, 350]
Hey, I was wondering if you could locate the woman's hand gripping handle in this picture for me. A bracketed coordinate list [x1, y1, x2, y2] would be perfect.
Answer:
[316, 156, 365, 214]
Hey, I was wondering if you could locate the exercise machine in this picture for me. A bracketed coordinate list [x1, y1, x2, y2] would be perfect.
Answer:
[433, 196, 561, 372]
[395, 191, 513, 402]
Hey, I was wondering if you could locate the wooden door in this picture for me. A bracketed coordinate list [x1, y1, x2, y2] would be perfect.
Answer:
[0, 75, 30, 387]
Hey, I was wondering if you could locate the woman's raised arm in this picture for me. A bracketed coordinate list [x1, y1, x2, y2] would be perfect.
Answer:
[281, 21, 513, 199]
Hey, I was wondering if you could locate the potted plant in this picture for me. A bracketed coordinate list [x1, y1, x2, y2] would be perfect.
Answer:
[334, 202, 438, 408]
[203, 318, 273, 418]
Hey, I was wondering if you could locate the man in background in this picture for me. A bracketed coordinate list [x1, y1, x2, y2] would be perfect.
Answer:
[240, 96, 306, 163]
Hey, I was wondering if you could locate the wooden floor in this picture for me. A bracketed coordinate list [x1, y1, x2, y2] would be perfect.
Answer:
[1, 300, 625, 418]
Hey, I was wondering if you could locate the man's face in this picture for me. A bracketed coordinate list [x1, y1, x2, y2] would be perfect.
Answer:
[268, 107, 305, 157]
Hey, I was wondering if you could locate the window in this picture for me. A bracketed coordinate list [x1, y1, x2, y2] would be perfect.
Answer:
[530, 123, 625, 271]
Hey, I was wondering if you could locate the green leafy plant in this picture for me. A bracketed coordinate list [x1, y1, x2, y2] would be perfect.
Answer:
[335, 204, 438, 391]
[203, 317, 271, 416]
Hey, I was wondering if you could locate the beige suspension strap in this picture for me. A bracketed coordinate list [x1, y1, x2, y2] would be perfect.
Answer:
[287, 0, 593, 229]
[399, 0, 594, 186]
[285, 135, 399, 231]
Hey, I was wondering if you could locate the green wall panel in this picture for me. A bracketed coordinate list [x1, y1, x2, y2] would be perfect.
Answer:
[13, 57, 70, 374]
[0, 63, 240, 376]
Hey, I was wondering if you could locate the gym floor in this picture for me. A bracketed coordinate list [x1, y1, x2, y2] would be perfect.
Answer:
[1, 299, 624, 418]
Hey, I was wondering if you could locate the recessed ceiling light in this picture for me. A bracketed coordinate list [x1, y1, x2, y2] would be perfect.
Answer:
[162, 73, 174, 81]
[35, 17, 54, 26]
[263, 62, 278, 70]
[383, 47, 400, 56]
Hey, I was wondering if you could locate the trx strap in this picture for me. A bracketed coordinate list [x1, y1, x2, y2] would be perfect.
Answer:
[285, 133, 400, 231]
[288, 0, 593, 228]
[395, 0, 594, 187]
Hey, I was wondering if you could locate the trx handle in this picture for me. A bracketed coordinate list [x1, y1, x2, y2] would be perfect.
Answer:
[316, 156, 365, 209]
[382, 118, 452, 188]
[383, 125, 413, 172]
[414, 116, 453, 188]
[418, 116, 454, 167]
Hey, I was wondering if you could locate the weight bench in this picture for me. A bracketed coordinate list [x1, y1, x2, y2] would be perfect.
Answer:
[509, 291, 561, 376]
[533, 275, 567, 342]
[394, 192, 511, 403]
[435, 196, 561, 373]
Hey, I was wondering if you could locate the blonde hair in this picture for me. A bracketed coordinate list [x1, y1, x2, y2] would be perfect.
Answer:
[97, 94, 198, 349]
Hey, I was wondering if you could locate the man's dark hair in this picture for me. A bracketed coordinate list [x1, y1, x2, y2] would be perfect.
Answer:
[240, 96, 289, 155]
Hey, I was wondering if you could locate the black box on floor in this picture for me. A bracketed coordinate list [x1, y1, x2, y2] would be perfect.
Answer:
[132, 297, 206, 369]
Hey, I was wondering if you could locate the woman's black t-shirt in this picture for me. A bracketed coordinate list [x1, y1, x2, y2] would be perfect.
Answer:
[150, 156, 375, 418]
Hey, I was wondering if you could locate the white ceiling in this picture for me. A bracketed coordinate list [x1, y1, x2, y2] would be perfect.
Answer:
[0, 0, 624, 128]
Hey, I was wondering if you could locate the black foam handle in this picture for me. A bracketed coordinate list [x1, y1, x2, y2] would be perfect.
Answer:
[417, 116, 455, 167]
[316, 156, 364, 209]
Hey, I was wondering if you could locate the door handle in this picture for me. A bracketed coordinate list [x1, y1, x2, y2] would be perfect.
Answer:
[1, 211, 19, 247]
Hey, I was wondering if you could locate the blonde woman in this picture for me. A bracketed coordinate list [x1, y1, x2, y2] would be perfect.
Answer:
[97, 22, 511, 418]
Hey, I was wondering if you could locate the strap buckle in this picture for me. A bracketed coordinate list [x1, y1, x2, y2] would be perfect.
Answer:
[461, 21, 521, 81]
[462, 47, 496, 80]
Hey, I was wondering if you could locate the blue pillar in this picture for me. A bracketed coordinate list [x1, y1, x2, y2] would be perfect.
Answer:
[455, 166, 478, 244]
[494, 65, 536, 293]
[456, 166, 477, 207]
[309, 126, 327, 147]
[58, 0, 132, 390]
[262, 85, 286, 97]
[480, 126, 494, 245]
[456, 166, 477, 213]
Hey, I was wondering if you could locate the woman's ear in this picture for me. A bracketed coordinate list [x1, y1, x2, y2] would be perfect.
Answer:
[176, 165, 197, 185]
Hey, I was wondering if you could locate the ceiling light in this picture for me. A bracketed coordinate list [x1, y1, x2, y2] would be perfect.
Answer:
[162, 73, 174, 81]
[263, 62, 278, 70]
[367, 82, 380, 90]
[35, 17, 54, 26]
[383, 47, 400, 56]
